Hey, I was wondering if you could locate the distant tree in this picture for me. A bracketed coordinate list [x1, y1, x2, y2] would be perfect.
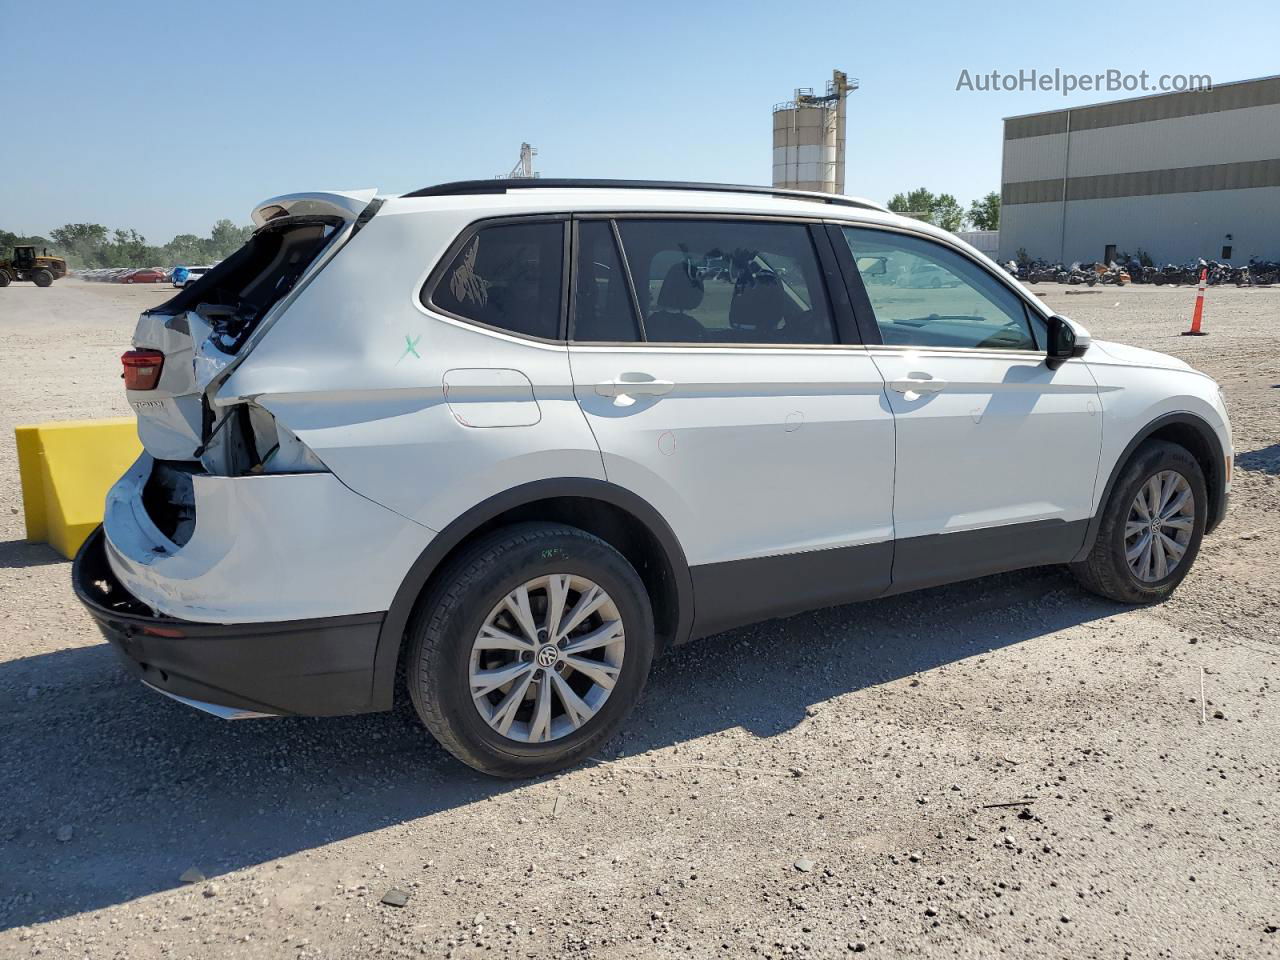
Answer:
[163, 233, 207, 266]
[888, 188, 937, 219]
[50, 223, 108, 250]
[967, 192, 1001, 231]
[886, 188, 964, 230]
[111, 229, 153, 262]
[932, 193, 965, 232]
[207, 219, 253, 259]
[15, 218, 253, 268]
[45, 223, 112, 266]
[0, 228, 54, 252]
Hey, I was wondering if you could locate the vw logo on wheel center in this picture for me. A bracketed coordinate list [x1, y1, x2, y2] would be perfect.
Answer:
[536, 645, 559, 668]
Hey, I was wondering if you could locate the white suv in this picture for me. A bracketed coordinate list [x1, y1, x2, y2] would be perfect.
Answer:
[74, 180, 1232, 777]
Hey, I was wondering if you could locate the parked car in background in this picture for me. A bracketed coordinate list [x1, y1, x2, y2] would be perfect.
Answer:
[120, 268, 167, 284]
[75, 180, 1233, 779]
[171, 265, 213, 288]
[903, 260, 961, 288]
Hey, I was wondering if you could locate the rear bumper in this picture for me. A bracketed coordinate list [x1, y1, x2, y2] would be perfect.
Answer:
[73, 527, 385, 716]
[102, 454, 433, 623]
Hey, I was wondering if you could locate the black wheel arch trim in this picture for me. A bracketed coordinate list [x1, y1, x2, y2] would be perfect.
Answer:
[369, 478, 695, 710]
[1072, 411, 1227, 564]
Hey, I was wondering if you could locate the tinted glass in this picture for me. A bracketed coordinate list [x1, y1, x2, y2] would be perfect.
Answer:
[432, 221, 564, 339]
[843, 227, 1039, 350]
[615, 220, 836, 345]
[572, 221, 641, 342]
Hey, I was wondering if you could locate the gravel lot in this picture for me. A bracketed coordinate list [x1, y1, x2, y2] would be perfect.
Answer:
[1, 280, 1277, 959]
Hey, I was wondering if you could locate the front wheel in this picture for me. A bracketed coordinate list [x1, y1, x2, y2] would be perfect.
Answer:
[405, 523, 655, 777]
[32, 269, 53, 287]
[1071, 440, 1207, 603]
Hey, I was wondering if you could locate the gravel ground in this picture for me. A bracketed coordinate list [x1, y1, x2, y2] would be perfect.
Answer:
[1, 280, 1277, 959]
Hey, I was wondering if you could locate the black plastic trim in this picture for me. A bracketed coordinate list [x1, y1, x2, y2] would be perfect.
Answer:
[403, 178, 889, 212]
[370, 479, 695, 710]
[691, 541, 892, 638]
[686, 519, 1095, 640]
[887, 519, 1088, 596]
[688, 518, 1090, 637]
[612, 218, 648, 341]
[810, 223, 863, 345]
[73, 528, 384, 716]
[1070, 412, 1227, 562]
[824, 223, 885, 345]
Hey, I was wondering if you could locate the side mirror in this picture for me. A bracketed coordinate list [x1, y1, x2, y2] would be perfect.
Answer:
[1045, 315, 1081, 369]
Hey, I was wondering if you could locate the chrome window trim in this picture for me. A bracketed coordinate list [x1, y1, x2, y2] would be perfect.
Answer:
[568, 340, 875, 350]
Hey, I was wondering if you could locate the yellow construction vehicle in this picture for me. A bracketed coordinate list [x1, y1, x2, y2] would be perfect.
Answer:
[0, 245, 68, 287]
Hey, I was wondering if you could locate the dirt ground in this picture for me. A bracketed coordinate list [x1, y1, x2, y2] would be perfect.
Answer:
[1, 279, 1277, 959]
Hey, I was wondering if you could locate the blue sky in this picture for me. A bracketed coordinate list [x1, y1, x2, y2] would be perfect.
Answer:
[3, 0, 1276, 240]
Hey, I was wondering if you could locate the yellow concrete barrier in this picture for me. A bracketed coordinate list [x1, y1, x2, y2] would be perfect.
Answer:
[16, 418, 141, 559]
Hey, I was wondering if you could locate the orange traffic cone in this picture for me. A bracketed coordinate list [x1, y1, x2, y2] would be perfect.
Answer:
[1182, 268, 1209, 336]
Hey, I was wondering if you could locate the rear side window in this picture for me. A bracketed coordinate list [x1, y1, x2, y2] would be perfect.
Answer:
[430, 221, 564, 340]
[615, 219, 836, 345]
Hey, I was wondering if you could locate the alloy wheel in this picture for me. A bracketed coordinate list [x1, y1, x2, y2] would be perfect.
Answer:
[1124, 470, 1195, 582]
[468, 575, 625, 743]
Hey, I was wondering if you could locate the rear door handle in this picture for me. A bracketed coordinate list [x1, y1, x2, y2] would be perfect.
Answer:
[896, 373, 947, 399]
[889, 376, 947, 396]
[595, 374, 675, 405]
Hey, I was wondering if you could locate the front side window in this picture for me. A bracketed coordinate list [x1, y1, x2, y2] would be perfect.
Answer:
[430, 220, 564, 340]
[615, 219, 836, 345]
[842, 227, 1039, 351]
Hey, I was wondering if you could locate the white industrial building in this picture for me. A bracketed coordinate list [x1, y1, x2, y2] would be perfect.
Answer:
[999, 76, 1280, 265]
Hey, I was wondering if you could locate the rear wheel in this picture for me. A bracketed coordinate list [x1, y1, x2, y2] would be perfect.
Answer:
[406, 523, 655, 777]
[1071, 440, 1207, 603]
[32, 269, 53, 287]
[0, 271, 10, 288]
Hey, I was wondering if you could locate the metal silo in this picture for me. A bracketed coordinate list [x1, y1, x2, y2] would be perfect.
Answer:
[772, 70, 857, 194]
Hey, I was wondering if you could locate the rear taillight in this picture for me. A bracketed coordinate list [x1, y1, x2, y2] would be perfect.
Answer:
[121, 349, 165, 390]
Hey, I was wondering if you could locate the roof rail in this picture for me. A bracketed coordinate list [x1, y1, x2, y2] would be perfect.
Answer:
[401, 178, 889, 213]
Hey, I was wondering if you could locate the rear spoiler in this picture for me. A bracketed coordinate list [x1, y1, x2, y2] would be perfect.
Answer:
[251, 189, 378, 228]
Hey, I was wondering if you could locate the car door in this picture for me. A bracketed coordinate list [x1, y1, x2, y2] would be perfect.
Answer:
[567, 216, 896, 636]
[835, 224, 1103, 592]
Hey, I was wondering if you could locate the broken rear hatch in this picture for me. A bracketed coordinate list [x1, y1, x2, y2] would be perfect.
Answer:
[124, 189, 378, 473]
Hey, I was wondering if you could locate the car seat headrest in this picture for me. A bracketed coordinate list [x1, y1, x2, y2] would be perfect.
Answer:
[656, 261, 704, 312]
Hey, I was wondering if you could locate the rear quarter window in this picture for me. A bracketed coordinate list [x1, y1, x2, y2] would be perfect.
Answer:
[427, 220, 565, 340]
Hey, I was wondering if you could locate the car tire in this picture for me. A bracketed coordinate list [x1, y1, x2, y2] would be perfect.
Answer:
[1071, 439, 1207, 604]
[32, 269, 53, 288]
[405, 522, 655, 778]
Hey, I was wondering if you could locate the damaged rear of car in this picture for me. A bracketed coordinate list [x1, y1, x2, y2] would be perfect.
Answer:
[73, 189, 434, 717]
